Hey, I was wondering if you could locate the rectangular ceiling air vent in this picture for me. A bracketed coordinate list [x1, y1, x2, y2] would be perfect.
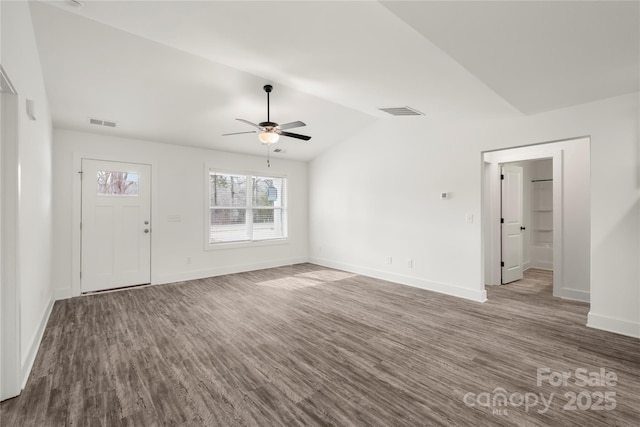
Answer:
[89, 117, 117, 128]
[378, 106, 424, 116]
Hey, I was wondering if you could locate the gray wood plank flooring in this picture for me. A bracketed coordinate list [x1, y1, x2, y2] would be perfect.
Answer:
[1, 265, 638, 426]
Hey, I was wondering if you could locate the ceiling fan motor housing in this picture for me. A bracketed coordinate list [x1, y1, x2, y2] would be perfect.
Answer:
[259, 121, 278, 128]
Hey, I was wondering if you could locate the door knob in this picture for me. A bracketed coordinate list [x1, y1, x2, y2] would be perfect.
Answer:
[144, 228, 150, 233]
[144, 220, 149, 225]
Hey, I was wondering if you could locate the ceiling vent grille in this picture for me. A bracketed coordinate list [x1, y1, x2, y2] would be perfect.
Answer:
[89, 117, 117, 128]
[378, 106, 424, 116]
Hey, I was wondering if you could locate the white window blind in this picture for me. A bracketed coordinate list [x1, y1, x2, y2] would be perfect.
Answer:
[209, 171, 287, 244]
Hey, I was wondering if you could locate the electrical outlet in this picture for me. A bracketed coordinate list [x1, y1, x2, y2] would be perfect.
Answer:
[387, 256, 393, 265]
[186, 257, 192, 265]
[408, 259, 413, 268]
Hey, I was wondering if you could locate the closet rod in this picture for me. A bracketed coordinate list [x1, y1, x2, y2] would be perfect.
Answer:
[531, 179, 553, 182]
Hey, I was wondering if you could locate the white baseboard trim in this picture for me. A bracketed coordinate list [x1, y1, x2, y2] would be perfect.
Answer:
[309, 257, 487, 302]
[522, 265, 553, 273]
[21, 296, 55, 388]
[558, 288, 590, 303]
[587, 312, 640, 339]
[531, 262, 553, 270]
[153, 257, 309, 285]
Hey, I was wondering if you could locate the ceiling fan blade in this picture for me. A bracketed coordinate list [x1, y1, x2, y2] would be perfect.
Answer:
[222, 130, 257, 136]
[236, 118, 261, 128]
[278, 121, 306, 130]
[280, 131, 311, 141]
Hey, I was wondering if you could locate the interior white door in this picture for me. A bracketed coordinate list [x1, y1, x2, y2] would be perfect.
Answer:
[501, 164, 524, 284]
[81, 159, 151, 292]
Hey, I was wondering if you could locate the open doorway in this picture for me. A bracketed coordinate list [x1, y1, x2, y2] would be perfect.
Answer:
[482, 137, 591, 303]
[500, 159, 554, 285]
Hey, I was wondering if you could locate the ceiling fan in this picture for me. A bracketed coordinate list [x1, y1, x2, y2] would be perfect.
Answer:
[222, 84, 312, 144]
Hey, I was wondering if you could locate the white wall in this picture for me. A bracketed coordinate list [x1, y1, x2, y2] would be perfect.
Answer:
[532, 158, 553, 180]
[1, 1, 54, 385]
[52, 129, 308, 297]
[309, 92, 639, 338]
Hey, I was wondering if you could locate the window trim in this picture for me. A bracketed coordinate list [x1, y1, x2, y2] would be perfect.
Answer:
[204, 165, 289, 250]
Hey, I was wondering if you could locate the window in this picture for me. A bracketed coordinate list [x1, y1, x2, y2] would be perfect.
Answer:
[96, 171, 139, 196]
[208, 171, 287, 244]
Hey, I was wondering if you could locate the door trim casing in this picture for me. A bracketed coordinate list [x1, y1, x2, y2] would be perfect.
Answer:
[483, 146, 564, 298]
[69, 153, 156, 298]
[1, 87, 21, 401]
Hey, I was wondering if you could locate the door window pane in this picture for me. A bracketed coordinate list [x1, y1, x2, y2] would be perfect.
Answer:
[96, 171, 139, 196]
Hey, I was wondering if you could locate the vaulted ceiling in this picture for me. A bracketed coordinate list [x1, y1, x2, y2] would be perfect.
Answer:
[30, 1, 639, 161]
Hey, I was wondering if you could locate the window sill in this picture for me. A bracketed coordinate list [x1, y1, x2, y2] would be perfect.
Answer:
[205, 238, 289, 251]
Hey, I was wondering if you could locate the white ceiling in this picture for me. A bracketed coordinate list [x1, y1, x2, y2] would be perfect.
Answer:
[29, 1, 639, 161]
[381, 1, 640, 114]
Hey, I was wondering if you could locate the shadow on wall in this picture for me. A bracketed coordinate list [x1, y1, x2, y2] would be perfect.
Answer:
[591, 199, 640, 326]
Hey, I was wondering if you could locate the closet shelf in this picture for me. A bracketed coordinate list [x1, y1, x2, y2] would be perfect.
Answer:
[530, 178, 553, 261]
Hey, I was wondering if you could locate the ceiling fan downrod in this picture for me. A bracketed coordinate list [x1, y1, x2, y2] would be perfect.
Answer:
[264, 84, 272, 123]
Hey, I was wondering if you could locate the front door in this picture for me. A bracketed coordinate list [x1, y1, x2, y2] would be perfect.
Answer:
[81, 159, 151, 292]
[501, 164, 524, 284]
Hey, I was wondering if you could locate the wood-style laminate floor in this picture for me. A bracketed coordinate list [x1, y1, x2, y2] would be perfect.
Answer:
[1, 265, 639, 426]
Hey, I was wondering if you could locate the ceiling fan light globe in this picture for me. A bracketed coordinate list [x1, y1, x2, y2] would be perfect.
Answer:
[259, 131, 279, 144]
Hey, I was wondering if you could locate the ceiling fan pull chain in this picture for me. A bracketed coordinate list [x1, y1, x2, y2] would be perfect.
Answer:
[267, 145, 271, 168]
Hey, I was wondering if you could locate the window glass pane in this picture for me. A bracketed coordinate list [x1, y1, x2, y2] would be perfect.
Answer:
[253, 208, 284, 240]
[208, 171, 287, 244]
[253, 208, 274, 224]
[210, 208, 248, 242]
[210, 173, 247, 207]
[97, 171, 139, 196]
[252, 176, 284, 207]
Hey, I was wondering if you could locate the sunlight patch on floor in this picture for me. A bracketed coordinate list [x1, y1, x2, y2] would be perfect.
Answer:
[256, 277, 321, 290]
[295, 270, 358, 282]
